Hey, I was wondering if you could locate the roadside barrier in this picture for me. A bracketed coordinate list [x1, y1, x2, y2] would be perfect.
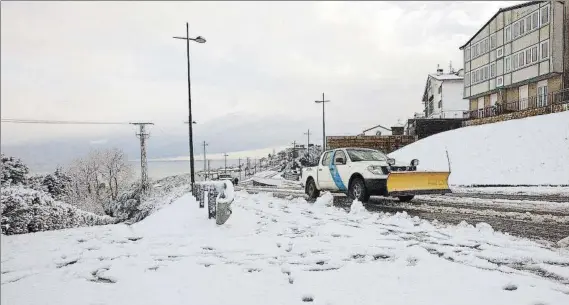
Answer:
[194, 181, 234, 225]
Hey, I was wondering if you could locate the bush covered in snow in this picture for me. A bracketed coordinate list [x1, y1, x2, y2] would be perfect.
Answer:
[1, 154, 29, 185]
[101, 174, 193, 223]
[1, 185, 117, 235]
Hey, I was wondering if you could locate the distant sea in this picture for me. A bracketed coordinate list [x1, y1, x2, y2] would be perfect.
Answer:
[29, 159, 250, 181]
[131, 159, 245, 180]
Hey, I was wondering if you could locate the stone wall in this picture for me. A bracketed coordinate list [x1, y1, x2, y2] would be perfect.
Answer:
[327, 135, 417, 154]
[463, 103, 569, 127]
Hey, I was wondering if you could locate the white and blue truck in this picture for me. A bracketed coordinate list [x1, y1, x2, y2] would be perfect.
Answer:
[300, 147, 451, 203]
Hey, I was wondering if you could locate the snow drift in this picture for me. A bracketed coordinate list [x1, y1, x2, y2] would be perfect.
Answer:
[390, 111, 569, 186]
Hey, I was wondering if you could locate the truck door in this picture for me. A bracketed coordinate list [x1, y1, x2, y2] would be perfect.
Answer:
[317, 151, 337, 190]
[331, 150, 349, 192]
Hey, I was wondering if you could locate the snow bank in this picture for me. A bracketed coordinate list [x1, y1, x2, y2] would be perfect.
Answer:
[390, 111, 569, 186]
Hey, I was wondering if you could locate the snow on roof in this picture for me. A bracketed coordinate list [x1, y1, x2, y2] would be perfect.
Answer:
[429, 73, 464, 81]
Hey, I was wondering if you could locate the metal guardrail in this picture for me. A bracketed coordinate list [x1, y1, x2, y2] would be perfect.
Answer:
[464, 88, 569, 120]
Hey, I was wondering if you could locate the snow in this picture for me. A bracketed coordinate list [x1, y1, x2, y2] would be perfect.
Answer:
[245, 171, 302, 188]
[390, 111, 569, 186]
[452, 186, 569, 197]
[2, 190, 569, 305]
[429, 73, 464, 81]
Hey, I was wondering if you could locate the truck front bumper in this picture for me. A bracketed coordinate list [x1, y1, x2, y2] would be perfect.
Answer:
[364, 179, 388, 196]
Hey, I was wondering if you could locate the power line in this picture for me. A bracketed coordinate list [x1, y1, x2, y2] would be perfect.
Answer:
[1, 119, 131, 125]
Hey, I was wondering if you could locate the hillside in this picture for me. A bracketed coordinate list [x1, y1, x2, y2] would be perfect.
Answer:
[389, 111, 569, 186]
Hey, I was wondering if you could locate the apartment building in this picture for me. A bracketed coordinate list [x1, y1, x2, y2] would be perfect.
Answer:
[460, 1, 568, 116]
[422, 67, 469, 118]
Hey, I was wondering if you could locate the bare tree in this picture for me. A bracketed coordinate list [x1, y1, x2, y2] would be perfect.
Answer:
[101, 148, 133, 200]
[65, 148, 133, 214]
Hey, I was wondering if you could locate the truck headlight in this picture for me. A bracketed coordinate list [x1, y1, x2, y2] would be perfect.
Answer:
[411, 159, 419, 166]
[367, 165, 384, 175]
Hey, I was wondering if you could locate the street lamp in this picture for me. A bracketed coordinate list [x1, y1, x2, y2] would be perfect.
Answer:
[173, 22, 206, 190]
[314, 93, 330, 150]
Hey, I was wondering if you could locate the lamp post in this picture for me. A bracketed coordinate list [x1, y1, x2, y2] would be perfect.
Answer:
[173, 22, 206, 191]
[314, 93, 330, 150]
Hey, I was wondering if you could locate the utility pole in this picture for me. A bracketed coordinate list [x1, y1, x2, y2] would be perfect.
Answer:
[246, 157, 250, 177]
[202, 141, 208, 180]
[314, 93, 331, 150]
[130, 123, 154, 193]
[207, 159, 211, 179]
[173, 23, 206, 191]
[238, 158, 242, 181]
[304, 129, 311, 160]
[224, 153, 229, 173]
[291, 141, 297, 159]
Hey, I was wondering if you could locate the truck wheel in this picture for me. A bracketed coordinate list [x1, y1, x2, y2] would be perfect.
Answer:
[349, 177, 370, 203]
[398, 195, 414, 202]
[306, 178, 320, 199]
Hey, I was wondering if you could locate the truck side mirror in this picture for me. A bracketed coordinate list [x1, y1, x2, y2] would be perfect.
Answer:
[335, 157, 345, 165]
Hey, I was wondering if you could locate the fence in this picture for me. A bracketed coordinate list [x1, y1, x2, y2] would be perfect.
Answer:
[464, 88, 569, 120]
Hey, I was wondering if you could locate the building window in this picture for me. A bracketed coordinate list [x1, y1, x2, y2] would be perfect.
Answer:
[513, 54, 519, 70]
[525, 49, 531, 65]
[537, 81, 548, 107]
[505, 56, 511, 72]
[490, 63, 496, 78]
[532, 45, 538, 62]
[541, 5, 550, 26]
[496, 76, 504, 87]
[496, 47, 504, 58]
[519, 18, 525, 36]
[465, 73, 470, 86]
[465, 47, 470, 61]
[532, 12, 539, 30]
[541, 40, 549, 59]
[438, 100, 442, 109]
[505, 26, 511, 42]
[490, 34, 496, 50]
[513, 21, 520, 38]
[484, 39, 489, 53]
[525, 15, 532, 32]
[518, 51, 525, 67]
[438, 86, 442, 94]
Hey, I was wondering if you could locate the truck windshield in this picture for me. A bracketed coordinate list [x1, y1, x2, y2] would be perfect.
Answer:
[346, 149, 387, 162]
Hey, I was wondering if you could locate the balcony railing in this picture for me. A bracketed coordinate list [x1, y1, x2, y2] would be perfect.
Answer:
[464, 88, 569, 120]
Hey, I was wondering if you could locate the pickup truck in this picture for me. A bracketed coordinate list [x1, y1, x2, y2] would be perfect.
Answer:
[300, 147, 450, 203]
[215, 173, 239, 186]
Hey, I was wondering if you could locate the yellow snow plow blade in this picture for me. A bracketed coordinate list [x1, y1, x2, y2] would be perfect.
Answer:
[386, 171, 451, 196]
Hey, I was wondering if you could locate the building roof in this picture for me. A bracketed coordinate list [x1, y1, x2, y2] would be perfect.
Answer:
[459, 1, 543, 50]
[428, 73, 464, 81]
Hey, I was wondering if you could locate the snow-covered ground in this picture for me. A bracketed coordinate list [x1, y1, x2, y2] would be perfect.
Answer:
[244, 170, 302, 188]
[452, 186, 569, 197]
[3, 191, 569, 305]
[389, 111, 569, 186]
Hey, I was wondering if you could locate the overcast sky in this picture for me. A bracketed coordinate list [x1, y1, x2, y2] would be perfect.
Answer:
[1, 1, 523, 153]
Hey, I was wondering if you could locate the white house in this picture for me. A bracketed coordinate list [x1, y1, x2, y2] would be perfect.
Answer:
[422, 67, 470, 119]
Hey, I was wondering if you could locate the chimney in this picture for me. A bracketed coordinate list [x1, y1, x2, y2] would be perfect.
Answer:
[436, 64, 443, 75]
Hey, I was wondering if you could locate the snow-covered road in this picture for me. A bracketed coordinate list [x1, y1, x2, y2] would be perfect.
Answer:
[2, 191, 569, 305]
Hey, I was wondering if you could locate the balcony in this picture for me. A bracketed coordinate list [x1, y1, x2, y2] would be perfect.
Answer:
[464, 88, 569, 120]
